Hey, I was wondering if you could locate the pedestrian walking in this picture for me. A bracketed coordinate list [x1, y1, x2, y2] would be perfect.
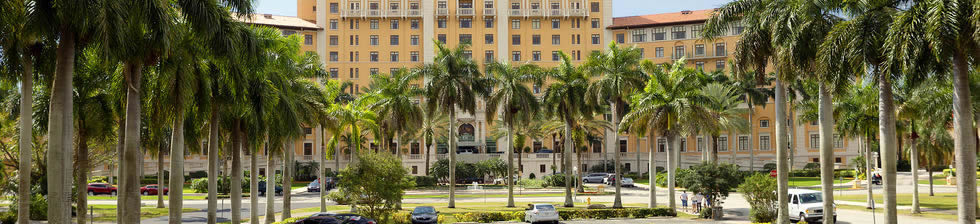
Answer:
[680, 191, 689, 212]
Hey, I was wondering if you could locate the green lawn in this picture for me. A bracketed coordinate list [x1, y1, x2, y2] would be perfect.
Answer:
[291, 181, 310, 190]
[836, 193, 979, 211]
[88, 195, 208, 200]
[788, 177, 853, 187]
[89, 204, 198, 222]
[915, 176, 979, 185]
[403, 192, 613, 199]
[836, 204, 959, 221]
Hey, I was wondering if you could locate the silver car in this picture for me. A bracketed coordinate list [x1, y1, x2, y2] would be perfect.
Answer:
[524, 204, 559, 224]
[582, 173, 608, 183]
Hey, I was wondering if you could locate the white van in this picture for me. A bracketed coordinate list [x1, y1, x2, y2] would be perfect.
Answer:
[788, 189, 836, 223]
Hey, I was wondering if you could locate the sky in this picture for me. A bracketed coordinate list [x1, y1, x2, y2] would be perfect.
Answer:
[254, 0, 734, 17]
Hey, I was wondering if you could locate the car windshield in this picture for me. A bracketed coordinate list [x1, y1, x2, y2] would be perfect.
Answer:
[799, 193, 823, 203]
[535, 205, 555, 211]
[413, 207, 436, 214]
[623, 178, 633, 181]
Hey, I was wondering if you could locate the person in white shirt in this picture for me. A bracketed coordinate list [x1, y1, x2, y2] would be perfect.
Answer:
[680, 191, 689, 212]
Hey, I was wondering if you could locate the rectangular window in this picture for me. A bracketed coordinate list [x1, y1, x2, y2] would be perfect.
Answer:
[631, 29, 646, 42]
[438, 18, 447, 28]
[739, 136, 749, 151]
[716, 60, 726, 70]
[591, 18, 600, 28]
[760, 119, 770, 128]
[330, 3, 339, 13]
[329, 68, 338, 78]
[671, 26, 686, 39]
[390, 52, 399, 62]
[655, 47, 664, 58]
[460, 18, 472, 28]
[485, 34, 494, 44]
[591, 34, 600, 45]
[370, 20, 379, 29]
[329, 52, 338, 61]
[673, 46, 685, 59]
[810, 134, 820, 149]
[304, 143, 313, 155]
[834, 134, 844, 148]
[485, 18, 494, 28]
[532, 35, 541, 45]
[390, 35, 399, 45]
[653, 27, 666, 40]
[411, 19, 419, 29]
[658, 138, 666, 152]
[533, 84, 540, 94]
[540, 164, 546, 173]
[369, 68, 378, 75]
[511, 19, 520, 29]
[370, 35, 379, 45]
[691, 25, 703, 39]
[835, 157, 842, 164]
[552, 19, 560, 29]
[370, 51, 379, 62]
[512, 35, 521, 45]
[437, 34, 447, 44]
[512, 51, 521, 61]
[459, 34, 472, 44]
[330, 19, 338, 30]
[390, 19, 399, 29]
[412, 166, 418, 174]
[411, 35, 420, 45]
[680, 138, 687, 152]
[329, 35, 339, 46]
[304, 34, 313, 45]
[350, 20, 359, 29]
[718, 136, 728, 152]
[760, 135, 771, 151]
[590, 2, 599, 12]
[410, 51, 419, 62]
[485, 50, 494, 61]
[694, 44, 705, 56]
[531, 19, 541, 29]
[551, 35, 560, 45]
[616, 33, 625, 43]
[551, 51, 560, 61]
[696, 61, 704, 70]
[532, 51, 541, 61]
[697, 137, 704, 152]
[715, 43, 727, 56]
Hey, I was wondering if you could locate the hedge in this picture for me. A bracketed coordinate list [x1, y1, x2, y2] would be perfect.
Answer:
[273, 208, 676, 224]
[557, 208, 676, 220]
[942, 169, 980, 178]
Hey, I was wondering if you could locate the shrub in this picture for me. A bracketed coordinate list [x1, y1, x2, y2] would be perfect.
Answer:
[8, 193, 48, 220]
[0, 211, 14, 223]
[738, 173, 778, 223]
[897, 160, 910, 172]
[555, 208, 675, 220]
[655, 172, 668, 187]
[789, 169, 819, 177]
[942, 169, 980, 177]
[685, 162, 741, 220]
[803, 163, 820, 170]
[412, 176, 438, 188]
[189, 171, 208, 179]
[89, 176, 110, 184]
[834, 169, 856, 178]
[699, 207, 713, 219]
[542, 174, 568, 188]
[453, 211, 522, 222]
[517, 179, 545, 188]
[326, 190, 354, 205]
[763, 163, 777, 171]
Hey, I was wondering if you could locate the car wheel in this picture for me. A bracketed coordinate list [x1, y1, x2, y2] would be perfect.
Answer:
[88, 191, 94, 196]
[111, 191, 117, 196]
[142, 191, 148, 196]
[799, 213, 807, 223]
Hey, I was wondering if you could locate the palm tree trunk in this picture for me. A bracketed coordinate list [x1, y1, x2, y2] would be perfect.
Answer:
[47, 30, 75, 224]
[667, 133, 677, 211]
[448, 110, 457, 208]
[282, 142, 293, 219]
[170, 105, 185, 224]
[207, 103, 220, 224]
[506, 125, 515, 207]
[75, 129, 89, 224]
[265, 152, 276, 224]
[424, 135, 429, 176]
[818, 84, 835, 224]
[120, 62, 144, 223]
[158, 148, 165, 208]
[648, 132, 662, 208]
[774, 79, 790, 224]
[865, 135, 874, 208]
[710, 135, 719, 165]
[563, 123, 574, 207]
[231, 120, 243, 223]
[748, 103, 755, 171]
[319, 127, 326, 212]
[576, 147, 584, 193]
[951, 50, 976, 223]
[927, 169, 934, 196]
[611, 102, 623, 208]
[250, 140, 259, 224]
[910, 134, 920, 214]
[878, 71, 898, 224]
[17, 57, 33, 224]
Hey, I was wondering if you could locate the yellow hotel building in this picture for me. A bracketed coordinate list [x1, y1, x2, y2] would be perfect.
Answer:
[118, 1, 861, 179]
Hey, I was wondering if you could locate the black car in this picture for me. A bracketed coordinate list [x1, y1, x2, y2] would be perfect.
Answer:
[257, 181, 283, 196]
[296, 216, 342, 224]
[332, 213, 376, 224]
[410, 206, 439, 224]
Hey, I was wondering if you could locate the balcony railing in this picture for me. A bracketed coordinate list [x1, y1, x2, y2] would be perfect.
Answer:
[457, 8, 475, 16]
[303, 155, 313, 161]
[436, 8, 450, 16]
[407, 9, 421, 16]
[528, 8, 543, 16]
[483, 8, 496, 16]
[366, 9, 382, 17]
[535, 153, 551, 158]
[387, 9, 402, 17]
[345, 9, 362, 17]
[568, 8, 587, 16]
[549, 9, 562, 16]
[672, 53, 693, 60]
[510, 9, 523, 16]
[408, 154, 423, 160]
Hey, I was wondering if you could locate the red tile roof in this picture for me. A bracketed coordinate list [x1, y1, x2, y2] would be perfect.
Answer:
[609, 9, 716, 29]
[236, 14, 321, 30]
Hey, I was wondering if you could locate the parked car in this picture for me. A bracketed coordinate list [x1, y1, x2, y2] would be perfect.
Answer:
[410, 206, 439, 224]
[140, 184, 169, 196]
[524, 204, 559, 224]
[493, 176, 519, 185]
[582, 173, 609, 183]
[457, 177, 484, 184]
[620, 178, 635, 187]
[603, 175, 617, 185]
[308, 179, 321, 192]
[788, 189, 836, 224]
[323, 177, 336, 190]
[257, 181, 283, 196]
[86, 183, 117, 196]
[332, 214, 376, 224]
[295, 215, 342, 224]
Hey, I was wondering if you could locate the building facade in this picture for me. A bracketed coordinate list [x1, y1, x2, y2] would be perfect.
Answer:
[114, 1, 862, 180]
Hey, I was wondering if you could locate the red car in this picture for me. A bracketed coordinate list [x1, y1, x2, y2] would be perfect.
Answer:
[140, 184, 169, 196]
[87, 183, 117, 196]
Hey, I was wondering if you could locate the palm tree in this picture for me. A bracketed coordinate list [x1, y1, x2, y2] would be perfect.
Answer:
[542, 52, 593, 208]
[416, 107, 448, 176]
[897, 78, 952, 213]
[583, 42, 646, 208]
[0, 1, 40, 222]
[68, 49, 117, 224]
[886, 1, 979, 221]
[730, 71, 773, 170]
[485, 61, 541, 208]
[700, 83, 751, 164]
[368, 68, 423, 157]
[622, 58, 706, 211]
[417, 41, 490, 208]
[835, 79, 879, 209]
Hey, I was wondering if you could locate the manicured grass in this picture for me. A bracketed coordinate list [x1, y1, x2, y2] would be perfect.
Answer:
[635, 179, 650, 185]
[89, 204, 198, 222]
[787, 177, 853, 187]
[836, 193, 979, 211]
[837, 204, 959, 221]
[88, 195, 208, 200]
[915, 176, 980, 185]
[403, 192, 614, 199]
[291, 181, 310, 190]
